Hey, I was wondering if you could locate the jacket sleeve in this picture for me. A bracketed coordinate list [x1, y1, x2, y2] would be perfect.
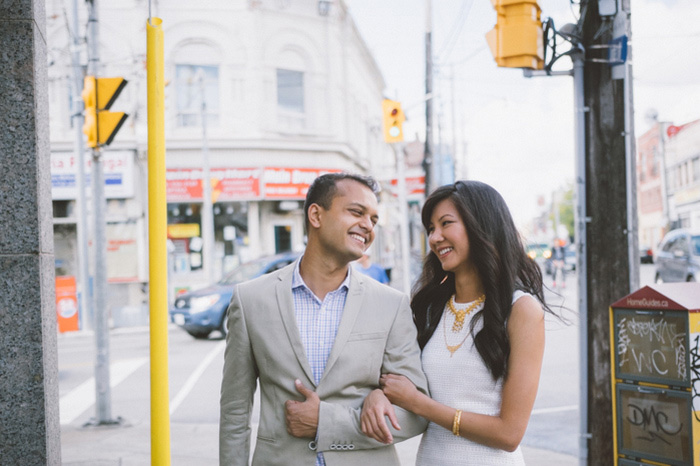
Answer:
[219, 285, 258, 466]
[316, 294, 428, 451]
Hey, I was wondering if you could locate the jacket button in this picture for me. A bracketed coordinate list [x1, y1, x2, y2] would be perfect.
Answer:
[308, 441, 317, 451]
[348, 444, 355, 450]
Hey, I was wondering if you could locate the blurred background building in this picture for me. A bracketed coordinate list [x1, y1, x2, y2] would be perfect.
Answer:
[46, 0, 403, 326]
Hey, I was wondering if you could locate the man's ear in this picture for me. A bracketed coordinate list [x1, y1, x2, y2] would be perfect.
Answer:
[307, 203, 322, 229]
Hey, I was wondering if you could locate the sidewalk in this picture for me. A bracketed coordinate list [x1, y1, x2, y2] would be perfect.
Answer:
[61, 421, 578, 465]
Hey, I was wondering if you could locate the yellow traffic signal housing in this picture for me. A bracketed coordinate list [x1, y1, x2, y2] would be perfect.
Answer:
[485, 0, 544, 70]
[382, 99, 405, 143]
[81, 76, 129, 148]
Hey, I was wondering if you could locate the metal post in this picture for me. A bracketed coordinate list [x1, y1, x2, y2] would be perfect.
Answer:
[147, 16, 171, 464]
[572, 49, 589, 466]
[394, 145, 412, 294]
[86, 0, 117, 425]
[70, 0, 92, 331]
[199, 71, 216, 284]
[423, 0, 434, 195]
[623, 38, 639, 291]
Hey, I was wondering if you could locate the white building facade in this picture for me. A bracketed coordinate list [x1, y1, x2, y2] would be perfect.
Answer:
[46, 0, 394, 326]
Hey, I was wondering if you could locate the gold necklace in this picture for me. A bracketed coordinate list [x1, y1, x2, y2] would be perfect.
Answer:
[443, 295, 485, 357]
[447, 294, 485, 333]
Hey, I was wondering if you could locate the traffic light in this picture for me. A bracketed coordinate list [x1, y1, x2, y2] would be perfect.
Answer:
[382, 99, 405, 143]
[485, 0, 544, 70]
[81, 76, 129, 148]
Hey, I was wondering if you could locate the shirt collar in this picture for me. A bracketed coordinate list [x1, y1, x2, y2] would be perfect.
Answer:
[292, 254, 352, 293]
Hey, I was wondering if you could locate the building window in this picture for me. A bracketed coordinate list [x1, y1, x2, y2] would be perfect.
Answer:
[276, 68, 304, 113]
[175, 65, 219, 127]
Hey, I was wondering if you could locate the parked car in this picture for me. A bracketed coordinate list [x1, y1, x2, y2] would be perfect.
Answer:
[169, 251, 301, 339]
[544, 244, 576, 275]
[654, 229, 700, 283]
[639, 245, 654, 264]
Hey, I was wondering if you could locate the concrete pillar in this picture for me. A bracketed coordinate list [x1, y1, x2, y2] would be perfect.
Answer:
[0, 0, 61, 463]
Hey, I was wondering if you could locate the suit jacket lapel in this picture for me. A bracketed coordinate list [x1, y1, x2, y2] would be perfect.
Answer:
[275, 262, 316, 385]
[321, 270, 365, 381]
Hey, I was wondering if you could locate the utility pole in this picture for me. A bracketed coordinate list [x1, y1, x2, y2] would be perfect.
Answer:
[70, 0, 92, 331]
[85, 0, 118, 426]
[198, 70, 216, 284]
[580, 1, 637, 463]
[423, 0, 434, 195]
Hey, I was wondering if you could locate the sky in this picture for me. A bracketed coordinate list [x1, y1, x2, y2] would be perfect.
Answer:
[344, 0, 700, 232]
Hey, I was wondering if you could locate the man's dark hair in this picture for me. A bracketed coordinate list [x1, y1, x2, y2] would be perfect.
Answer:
[303, 172, 379, 231]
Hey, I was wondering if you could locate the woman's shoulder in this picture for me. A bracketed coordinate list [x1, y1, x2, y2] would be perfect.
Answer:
[510, 291, 544, 321]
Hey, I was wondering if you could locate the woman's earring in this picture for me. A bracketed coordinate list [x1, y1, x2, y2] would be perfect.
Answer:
[440, 275, 448, 284]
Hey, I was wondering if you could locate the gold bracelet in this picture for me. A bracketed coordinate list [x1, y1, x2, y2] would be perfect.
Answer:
[452, 409, 462, 436]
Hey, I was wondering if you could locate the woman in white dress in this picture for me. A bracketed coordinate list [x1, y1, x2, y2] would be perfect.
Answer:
[361, 181, 552, 465]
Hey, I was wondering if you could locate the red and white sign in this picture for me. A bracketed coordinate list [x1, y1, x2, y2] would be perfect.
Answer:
[166, 168, 261, 202]
[263, 167, 340, 199]
[390, 176, 425, 196]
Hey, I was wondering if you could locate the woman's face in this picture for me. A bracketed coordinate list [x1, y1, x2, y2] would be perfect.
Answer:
[427, 198, 471, 274]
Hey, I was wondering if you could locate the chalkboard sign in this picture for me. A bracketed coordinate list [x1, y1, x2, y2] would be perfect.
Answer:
[614, 309, 689, 386]
[617, 383, 691, 465]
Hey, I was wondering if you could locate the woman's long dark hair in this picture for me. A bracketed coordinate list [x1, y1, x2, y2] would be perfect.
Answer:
[411, 180, 550, 381]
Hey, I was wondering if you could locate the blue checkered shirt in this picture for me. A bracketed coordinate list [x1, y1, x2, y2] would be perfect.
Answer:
[292, 258, 350, 466]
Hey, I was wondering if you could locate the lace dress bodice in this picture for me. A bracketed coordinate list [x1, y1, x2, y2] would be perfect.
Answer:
[416, 291, 531, 465]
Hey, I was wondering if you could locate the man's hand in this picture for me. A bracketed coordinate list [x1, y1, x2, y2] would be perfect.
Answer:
[360, 389, 400, 444]
[285, 379, 320, 438]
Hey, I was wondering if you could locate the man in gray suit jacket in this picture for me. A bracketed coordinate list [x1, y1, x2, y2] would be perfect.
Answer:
[220, 173, 428, 465]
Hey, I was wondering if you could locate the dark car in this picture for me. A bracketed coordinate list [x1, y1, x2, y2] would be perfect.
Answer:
[654, 229, 700, 283]
[169, 251, 301, 339]
[639, 245, 654, 264]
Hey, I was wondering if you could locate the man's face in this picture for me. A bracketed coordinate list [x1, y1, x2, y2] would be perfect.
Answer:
[313, 179, 379, 263]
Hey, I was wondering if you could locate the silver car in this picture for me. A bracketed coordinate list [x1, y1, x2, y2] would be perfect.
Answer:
[654, 229, 700, 283]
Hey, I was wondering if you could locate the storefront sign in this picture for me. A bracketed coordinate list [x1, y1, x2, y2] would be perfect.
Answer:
[263, 167, 340, 199]
[56, 276, 79, 332]
[166, 167, 340, 201]
[166, 167, 261, 201]
[51, 151, 134, 200]
[390, 175, 426, 196]
[167, 223, 200, 239]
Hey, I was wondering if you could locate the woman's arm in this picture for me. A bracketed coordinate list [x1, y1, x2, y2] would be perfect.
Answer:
[381, 295, 545, 452]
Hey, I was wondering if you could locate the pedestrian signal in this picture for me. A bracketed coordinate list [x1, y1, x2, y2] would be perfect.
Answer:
[382, 99, 405, 144]
[81, 76, 129, 148]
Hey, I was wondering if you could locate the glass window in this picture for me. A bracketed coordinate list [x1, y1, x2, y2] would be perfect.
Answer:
[176, 65, 219, 127]
[277, 68, 304, 113]
[691, 235, 700, 256]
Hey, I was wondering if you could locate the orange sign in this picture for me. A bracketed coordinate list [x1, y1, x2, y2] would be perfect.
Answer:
[56, 276, 79, 332]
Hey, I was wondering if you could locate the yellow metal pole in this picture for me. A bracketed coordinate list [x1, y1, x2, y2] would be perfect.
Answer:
[146, 17, 170, 466]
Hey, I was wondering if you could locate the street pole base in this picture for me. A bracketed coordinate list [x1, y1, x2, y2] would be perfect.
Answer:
[82, 416, 127, 428]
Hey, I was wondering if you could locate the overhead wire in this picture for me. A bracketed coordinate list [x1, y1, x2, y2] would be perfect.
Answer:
[435, 0, 473, 62]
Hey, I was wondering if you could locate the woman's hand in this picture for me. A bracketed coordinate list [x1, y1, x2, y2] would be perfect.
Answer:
[380, 374, 419, 411]
[360, 389, 401, 444]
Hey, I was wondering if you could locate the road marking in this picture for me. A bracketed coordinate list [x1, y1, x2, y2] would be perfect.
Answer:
[531, 405, 578, 415]
[169, 341, 226, 416]
[59, 357, 148, 425]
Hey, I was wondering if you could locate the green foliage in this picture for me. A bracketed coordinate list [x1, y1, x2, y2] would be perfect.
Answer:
[550, 182, 575, 241]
